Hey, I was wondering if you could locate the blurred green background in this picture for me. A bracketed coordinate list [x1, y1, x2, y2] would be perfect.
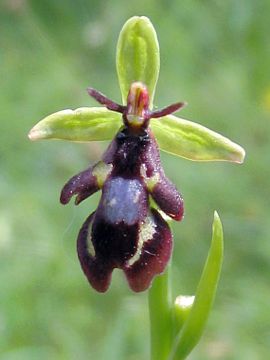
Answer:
[1, 1, 269, 359]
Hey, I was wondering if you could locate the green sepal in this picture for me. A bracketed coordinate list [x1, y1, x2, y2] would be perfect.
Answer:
[169, 212, 224, 360]
[151, 115, 245, 163]
[116, 16, 160, 108]
[28, 107, 122, 142]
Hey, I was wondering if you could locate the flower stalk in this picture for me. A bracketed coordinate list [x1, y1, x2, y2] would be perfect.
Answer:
[149, 266, 173, 360]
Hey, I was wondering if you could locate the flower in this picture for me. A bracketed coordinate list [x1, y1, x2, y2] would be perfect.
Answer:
[60, 82, 184, 292]
[28, 16, 244, 294]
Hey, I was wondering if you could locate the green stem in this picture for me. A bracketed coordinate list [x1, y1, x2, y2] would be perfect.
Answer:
[148, 264, 173, 360]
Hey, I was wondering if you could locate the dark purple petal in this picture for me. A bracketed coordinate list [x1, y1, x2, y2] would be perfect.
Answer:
[149, 101, 186, 119]
[123, 208, 172, 292]
[77, 212, 114, 292]
[60, 167, 99, 205]
[151, 175, 184, 221]
[87, 87, 126, 113]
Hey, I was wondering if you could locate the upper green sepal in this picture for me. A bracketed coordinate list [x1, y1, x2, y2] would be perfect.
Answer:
[28, 107, 122, 142]
[116, 16, 160, 108]
[151, 115, 245, 163]
[169, 212, 224, 360]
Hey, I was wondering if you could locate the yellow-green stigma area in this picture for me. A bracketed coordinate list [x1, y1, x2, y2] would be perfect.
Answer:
[126, 82, 149, 128]
[92, 161, 113, 188]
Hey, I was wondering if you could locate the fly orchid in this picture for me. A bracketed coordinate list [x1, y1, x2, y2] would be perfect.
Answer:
[60, 81, 185, 292]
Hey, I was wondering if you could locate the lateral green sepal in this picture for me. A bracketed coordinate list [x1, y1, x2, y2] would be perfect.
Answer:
[28, 107, 122, 142]
[151, 115, 245, 163]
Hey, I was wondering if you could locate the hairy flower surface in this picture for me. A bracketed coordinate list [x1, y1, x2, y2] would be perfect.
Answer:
[61, 82, 184, 292]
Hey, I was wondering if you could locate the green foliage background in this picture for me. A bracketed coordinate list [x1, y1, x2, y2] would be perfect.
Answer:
[1, 1, 269, 359]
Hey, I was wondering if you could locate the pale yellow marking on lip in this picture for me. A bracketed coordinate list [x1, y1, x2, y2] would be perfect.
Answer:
[127, 214, 156, 266]
[86, 221, 95, 257]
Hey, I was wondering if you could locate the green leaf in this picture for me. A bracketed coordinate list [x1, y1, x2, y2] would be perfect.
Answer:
[169, 212, 224, 360]
[116, 16, 160, 108]
[151, 115, 245, 163]
[28, 107, 122, 142]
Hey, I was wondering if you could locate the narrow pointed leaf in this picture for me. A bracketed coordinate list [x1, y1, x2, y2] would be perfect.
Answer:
[116, 16, 160, 107]
[151, 115, 245, 163]
[28, 107, 122, 142]
[170, 212, 223, 360]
